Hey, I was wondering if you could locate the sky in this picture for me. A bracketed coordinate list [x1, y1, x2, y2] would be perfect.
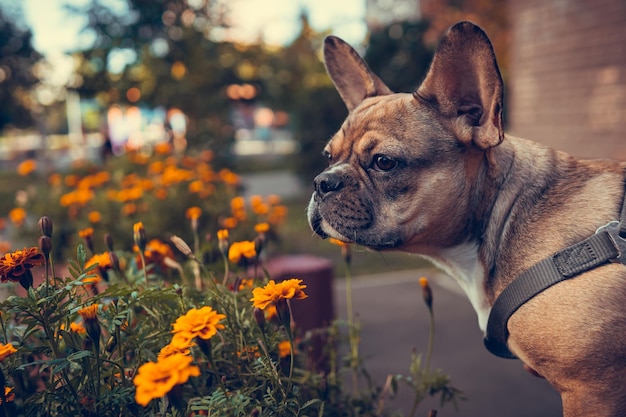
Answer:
[20, 0, 367, 57]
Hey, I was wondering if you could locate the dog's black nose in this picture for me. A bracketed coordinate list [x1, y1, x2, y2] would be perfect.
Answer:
[314, 172, 344, 196]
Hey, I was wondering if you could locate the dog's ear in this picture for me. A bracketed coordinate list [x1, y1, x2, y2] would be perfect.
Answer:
[416, 21, 504, 150]
[324, 36, 392, 111]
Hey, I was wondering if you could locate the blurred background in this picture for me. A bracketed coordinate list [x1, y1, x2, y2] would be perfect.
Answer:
[2, 0, 625, 178]
[0, 0, 624, 265]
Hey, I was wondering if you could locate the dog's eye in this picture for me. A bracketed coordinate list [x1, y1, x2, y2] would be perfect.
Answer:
[323, 150, 332, 162]
[373, 155, 398, 171]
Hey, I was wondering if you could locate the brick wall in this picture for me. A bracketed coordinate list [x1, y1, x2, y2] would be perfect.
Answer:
[507, 0, 626, 159]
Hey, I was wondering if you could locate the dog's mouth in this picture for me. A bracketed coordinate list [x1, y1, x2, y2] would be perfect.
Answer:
[307, 193, 403, 249]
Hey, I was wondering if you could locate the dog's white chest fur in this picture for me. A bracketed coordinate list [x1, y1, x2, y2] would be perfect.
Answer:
[426, 243, 491, 331]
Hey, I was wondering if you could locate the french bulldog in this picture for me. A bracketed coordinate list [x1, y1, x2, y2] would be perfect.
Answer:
[307, 21, 626, 417]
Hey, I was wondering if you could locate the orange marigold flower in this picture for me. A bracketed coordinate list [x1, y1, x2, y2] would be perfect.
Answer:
[77, 304, 99, 321]
[228, 241, 256, 264]
[85, 253, 112, 274]
[250, 278, 308, 310]
[185, 206, 202, 221]
[171, 306, 226, 344]
[0, 247, 45, 283]
[136, 239, 174, 270]
[0, 386, 15, 404]
[133, 353, 200, 407]
[254, 223, 270, 234]
[278, 340, 294, 358]
[158, 342, 192, 361]
[221, 216, 237, 229]
[216, 229, 229, 241]
[17, 159, 37, 176]
[0, 343, 17, 361]
[70, 322, 87, 335]
[79, 227, 94, 239]
[88, 211, 102, 223]
[154, 142, 172, 155]
[48, 173, 62, 186]
[8, 208, 26, 227]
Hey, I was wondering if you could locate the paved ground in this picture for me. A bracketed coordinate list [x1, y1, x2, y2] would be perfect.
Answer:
[332, 269, 563, 417]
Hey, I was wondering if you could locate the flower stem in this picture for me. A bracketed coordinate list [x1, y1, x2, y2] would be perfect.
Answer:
[425, 307, 435, 372]
[344, 260, 358, 396]
[138, 251, 148, 285]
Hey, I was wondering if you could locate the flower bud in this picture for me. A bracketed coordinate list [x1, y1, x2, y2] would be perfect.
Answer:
[170, 235, 193, 257]
[133, 222, 147, 252]
[419, 277, 433, 311]
[38, 236, 52, 258]
[253, 307, 266, 328]
[108, 251, 120, 271]
[38, 216, 53, 237]
[104, 233, 114, 251]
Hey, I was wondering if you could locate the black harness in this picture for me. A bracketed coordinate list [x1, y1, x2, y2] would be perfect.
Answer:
[484, 192, 626, 359]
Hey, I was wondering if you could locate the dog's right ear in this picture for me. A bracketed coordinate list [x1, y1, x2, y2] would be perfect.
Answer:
[323, 36, 392, 111]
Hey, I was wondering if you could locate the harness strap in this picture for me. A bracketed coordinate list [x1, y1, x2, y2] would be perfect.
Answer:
[484, 186, 626, 359]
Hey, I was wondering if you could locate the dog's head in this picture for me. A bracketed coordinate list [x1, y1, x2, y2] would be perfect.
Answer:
[307, 22, 505, 251]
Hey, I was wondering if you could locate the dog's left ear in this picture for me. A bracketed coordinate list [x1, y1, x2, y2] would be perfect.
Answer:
[416, 21, 504, 150]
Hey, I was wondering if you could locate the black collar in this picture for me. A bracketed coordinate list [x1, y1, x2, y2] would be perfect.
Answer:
[484, 188, 626, 359]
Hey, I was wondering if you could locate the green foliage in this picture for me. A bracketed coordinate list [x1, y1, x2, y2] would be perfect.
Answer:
[0, 217, 461, 416]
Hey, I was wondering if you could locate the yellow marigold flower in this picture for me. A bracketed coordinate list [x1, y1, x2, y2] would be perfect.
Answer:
[70, 322, 87, 335]
[88, 211, 101, 223]
[85, 252, 112, 279]
[250, 279, 308, 310]
[0, 342, 17, 361]
[8, 208, 26, 227]
[254, 223, 270, 234]
[133, 353, 200, 407]
[17, 159, 36, 176]
[171, 306, 226, 343]
[228, 241, 256, 263]
[185, 206, 202, 221]
[77, 304, 99, 320]
[0, 247, 45, 283]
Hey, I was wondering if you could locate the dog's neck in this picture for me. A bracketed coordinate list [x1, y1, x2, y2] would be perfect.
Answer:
[406, 136, 624, 332]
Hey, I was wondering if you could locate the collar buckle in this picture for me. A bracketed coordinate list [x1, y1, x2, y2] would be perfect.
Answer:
[595, 221, 626, 264]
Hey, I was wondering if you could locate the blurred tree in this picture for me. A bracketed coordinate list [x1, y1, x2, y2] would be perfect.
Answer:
[364, 20, 433, 93]
[69, 0, 240, 154]
[0, 6, 41, 131]
[269, 13, 347, 185]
